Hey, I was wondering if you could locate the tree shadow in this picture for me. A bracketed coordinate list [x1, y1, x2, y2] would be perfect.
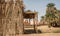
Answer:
[24, 29, 42, 34]
[54, 25, 60, 27]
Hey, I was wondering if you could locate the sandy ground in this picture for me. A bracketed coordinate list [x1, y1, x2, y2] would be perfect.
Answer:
[17, 26, 60, 36]
[37, 25, 60, 33]
[25, 25, 60, 33]
[18, 25, 60, 36]
[16, 33, 60, 36]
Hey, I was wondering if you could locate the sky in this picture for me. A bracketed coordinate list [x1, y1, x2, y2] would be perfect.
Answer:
[23, 0, 60, 21]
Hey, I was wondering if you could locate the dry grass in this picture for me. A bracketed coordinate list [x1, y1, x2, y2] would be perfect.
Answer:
[37, 25, 60, 33]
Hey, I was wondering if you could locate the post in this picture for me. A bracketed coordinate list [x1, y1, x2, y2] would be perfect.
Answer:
[34, 13, 38, 33]
[35, 13, 38, 33]
[33, 18, 36, 32]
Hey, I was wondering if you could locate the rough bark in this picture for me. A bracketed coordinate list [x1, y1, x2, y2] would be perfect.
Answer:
[0, 0, 24, 36]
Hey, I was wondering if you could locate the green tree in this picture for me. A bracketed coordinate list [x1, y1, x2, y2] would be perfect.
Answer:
[45, 3, 58, 27]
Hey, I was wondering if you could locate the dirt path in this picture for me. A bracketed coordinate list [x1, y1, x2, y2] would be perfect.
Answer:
[15, 25, 60, 36]
[37, 25, 60, 33]
[16, 33, 60, 36]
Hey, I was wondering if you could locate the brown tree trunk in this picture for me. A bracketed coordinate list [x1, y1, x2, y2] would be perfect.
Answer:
[0, 0, 24, 36]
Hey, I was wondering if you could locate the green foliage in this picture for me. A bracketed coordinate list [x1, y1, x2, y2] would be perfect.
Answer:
[41, 16, 44, 18]
[41, 3, 60, 25]
[47, 3, 55, 7]
[26, 10, 31, 12]
[43, 3, 60, 24]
